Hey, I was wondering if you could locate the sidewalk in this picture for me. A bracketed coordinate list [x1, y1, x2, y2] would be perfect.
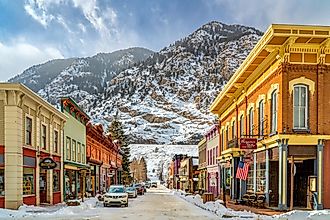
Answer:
[225, 202, 285, 216]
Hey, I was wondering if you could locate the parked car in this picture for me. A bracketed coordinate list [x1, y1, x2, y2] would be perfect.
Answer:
[133, 183, 144, 195]
[151, 182, 157, 188]
[104, 185, 128, 207]
[126, 187, 137, 198]
[145, 182, 151, 189]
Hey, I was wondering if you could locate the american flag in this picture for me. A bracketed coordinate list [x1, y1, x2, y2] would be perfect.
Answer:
[236, 161, 249, 180]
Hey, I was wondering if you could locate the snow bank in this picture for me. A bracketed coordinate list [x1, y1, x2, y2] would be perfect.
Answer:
[0, 198, 101, 220]
[174, 190, 330, 220]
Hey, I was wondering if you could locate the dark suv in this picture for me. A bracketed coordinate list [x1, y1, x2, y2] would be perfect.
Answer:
[133, 183, 144, 195]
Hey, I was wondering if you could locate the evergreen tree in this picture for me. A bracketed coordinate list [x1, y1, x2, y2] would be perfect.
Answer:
[108, 116, 131, 185]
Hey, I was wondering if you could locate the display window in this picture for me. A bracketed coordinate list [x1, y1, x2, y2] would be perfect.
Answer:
[53, 170, 60, 192]
[23, 168, 35, 195]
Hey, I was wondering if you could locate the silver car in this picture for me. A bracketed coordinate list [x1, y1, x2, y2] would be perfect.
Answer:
[126, 187, 137, 198]
[104, 185, 128, 207]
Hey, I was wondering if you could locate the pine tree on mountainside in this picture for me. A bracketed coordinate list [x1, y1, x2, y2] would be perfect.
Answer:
[108, 116, 131, 185]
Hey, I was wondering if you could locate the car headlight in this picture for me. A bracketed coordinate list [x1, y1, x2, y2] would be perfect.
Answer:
[104, 195, 111, 198]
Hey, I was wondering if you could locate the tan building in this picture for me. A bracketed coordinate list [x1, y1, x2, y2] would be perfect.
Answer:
[0, 83, 66, 209]
[197, 138, 207, 194]
[130, 157, 147, 183]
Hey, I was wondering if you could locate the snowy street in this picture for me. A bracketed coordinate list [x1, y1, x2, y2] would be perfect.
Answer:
[0, 187, 217, 220]
[1, 186, 330, 219]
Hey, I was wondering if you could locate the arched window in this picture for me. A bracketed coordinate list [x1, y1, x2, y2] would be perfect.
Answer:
[232, 120, 236, 139]
[271, 90, 278, 133]
[258, 100, 264, 137]
[249, 108, 254, 136]
[240, 114, 244, 137]
[293, 85, 308, 129]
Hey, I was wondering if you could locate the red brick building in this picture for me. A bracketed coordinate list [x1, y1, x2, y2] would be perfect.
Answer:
[86, 123, 122, 195]
[211, 24, 330, 210]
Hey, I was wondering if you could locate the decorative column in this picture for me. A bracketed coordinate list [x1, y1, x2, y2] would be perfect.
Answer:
[4, 94, 24, 209]
[253, 153, 257, 193]
[265, 148, 270, 205]
[231, 157, 235, 199]
[278, 139, 288, 210]
[317, 139, 324, 210]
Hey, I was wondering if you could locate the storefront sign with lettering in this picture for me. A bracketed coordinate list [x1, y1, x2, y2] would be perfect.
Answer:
[239, 138, 257, 149]
[39, 158, 57, 169]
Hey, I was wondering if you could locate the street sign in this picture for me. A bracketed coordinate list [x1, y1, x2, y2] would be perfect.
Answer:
[239, 138, 257, 149]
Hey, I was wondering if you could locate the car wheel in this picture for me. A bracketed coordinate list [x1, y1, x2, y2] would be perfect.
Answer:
[125, 202, 128, 207]
[103, 203, 107, 207]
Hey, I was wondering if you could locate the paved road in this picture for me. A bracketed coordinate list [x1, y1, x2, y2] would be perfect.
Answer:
[97, 187, 218, 220]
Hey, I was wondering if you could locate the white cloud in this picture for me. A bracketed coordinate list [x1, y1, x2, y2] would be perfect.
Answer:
[0, 40, 63, 82]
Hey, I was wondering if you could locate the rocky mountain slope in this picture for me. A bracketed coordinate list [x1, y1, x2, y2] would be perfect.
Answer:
[9, 47, 154, 109]
[89, 21, 262, 144]
[10, 21, 262, 144]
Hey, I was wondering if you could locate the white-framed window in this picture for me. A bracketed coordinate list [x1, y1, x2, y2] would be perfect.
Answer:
[249, 108, 254, 136]
[258, 100, 264, 137]
[54, 130, 59, 153]
[41, 124, 47, 149]
[240, 114, 244, 137]
[25, 116, 33, 146]
[271, 90, 278, 133]
[293, 85, 308, 129]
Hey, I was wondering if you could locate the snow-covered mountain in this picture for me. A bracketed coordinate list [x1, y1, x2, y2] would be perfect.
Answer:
[129, 144, 198, 181]
[90, 21, 262, 144]
[9, 47, 154, 109]
[10, 21, 262, 145]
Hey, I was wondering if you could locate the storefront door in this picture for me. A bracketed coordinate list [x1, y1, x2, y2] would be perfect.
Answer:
[40, 171, 47, 203]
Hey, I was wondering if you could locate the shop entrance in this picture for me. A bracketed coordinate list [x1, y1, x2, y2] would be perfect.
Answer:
[288, 159, 315, 208]
[40, 170, 48, 204]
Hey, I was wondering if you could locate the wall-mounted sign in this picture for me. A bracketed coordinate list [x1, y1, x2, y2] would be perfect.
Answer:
[239, 138, 257, 149]
[39, 158, 57, 169]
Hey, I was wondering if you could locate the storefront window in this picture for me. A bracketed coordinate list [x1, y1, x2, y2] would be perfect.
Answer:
[53, 170, 60, 192]
[246, 163, 254, 192]
[0, 169, 4, 196]
[225, 168, 231, 188]
[23, 167, 35, 195]
[65, 170, 76, 200]
[256, 162, 266, 192]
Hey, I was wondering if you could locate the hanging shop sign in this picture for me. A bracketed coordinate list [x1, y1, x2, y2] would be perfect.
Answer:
[39, 157, 57, 169]
[239, 138, 257, 149]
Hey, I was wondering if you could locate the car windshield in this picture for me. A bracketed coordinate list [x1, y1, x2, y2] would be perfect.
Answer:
[109, 187, 125, 193]
[133, 184, 141, 187]
[126, 187, 135, 191]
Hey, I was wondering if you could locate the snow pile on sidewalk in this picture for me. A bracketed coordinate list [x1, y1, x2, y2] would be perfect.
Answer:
[174, 191, 260, 219]
[0, 198, 101, 220]
[274, 209, 330, 220]
[174, 190, 330, 220]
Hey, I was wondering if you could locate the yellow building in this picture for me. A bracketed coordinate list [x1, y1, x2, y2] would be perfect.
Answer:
[211, 24, 330, 210]
[0, 83, 66, 209]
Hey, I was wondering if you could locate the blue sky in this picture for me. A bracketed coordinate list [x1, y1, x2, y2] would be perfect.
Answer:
[0, 0, 330, 81]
